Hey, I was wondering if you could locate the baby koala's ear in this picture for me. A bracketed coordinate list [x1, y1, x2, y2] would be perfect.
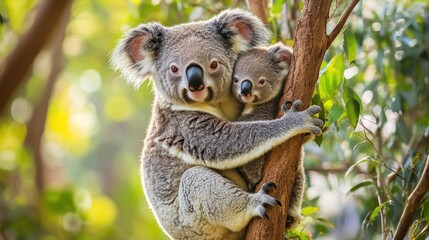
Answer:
[268, 43, 293, 69]
[110, 23, 165, 88]
[211, 9, 271, 54]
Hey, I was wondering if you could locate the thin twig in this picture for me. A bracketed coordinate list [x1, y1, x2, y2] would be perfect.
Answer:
[374, 167, 388, 240]
[387, 134, 429, 184]
[325, 0, 360, 48]
[327, 0, 345, 23]
[393, 155, 429, 240]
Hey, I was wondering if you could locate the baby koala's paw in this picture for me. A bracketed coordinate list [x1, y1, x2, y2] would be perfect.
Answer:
[250, 182, 282, 220]
[285, 208, 303, 229]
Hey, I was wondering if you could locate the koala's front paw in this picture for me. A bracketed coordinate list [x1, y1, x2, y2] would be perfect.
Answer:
[286, 208, 303, 229]
[250, 182, 281, 220]
[282, 100, 324, 136]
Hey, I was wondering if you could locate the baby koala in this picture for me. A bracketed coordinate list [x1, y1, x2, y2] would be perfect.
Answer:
[232, 43, 293, 188]
[232, 43, 305, 228]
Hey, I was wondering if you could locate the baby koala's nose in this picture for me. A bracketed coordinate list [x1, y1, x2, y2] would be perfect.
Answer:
[186, 64, 205, 92]
[240, 80, 252, 97]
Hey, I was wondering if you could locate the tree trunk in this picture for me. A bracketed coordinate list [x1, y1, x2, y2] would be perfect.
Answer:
[245, 0, 360, 239]
[25, 0, 72, 193]
[0, 0, 73, 114]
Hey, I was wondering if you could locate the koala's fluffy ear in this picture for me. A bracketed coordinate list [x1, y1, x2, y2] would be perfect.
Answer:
[211, 9, 271, 54]
[269, 43, 293, 69]
[110, 23, 164, 88]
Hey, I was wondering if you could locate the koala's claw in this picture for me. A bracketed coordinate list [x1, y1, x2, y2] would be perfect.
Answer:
[252, 182, 281, 220]
[261, 181, 277, 192]
[255, 205, 269, 220]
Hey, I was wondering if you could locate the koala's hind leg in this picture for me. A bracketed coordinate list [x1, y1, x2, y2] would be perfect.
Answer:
[178, 166, 281, 234]
[286, 149, 305, 229]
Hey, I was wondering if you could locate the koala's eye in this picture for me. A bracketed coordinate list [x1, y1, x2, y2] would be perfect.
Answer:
[233, 77, 239, 83]
[258, 79, 266, 85]
[170, 65, 179, 74]
[210, 60, 218, 70]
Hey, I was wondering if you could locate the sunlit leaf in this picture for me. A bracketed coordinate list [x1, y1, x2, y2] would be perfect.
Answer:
[272, 0, 286, 14]
[369, 200, 393, 223]
[326, 103, 344, 127]
[285, 229, 311, 240]
[343, 28, 357, 64]
[314, 218, 335, 228]
[345, 157, 371, 177]
[347, 180, 374, 195]
[319, 55, 344, 100]
[301, 206, 319, 216]
[343, 82, 362, 128]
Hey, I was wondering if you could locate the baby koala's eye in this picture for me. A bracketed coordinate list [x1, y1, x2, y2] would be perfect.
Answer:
[258, 78, 266, 85]
[210, 60, 218, 70]
[170, 65, 179, 74]
[233, 77, 239, 83]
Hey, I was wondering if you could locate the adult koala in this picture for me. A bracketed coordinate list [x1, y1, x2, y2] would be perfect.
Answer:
[111, 9, 323, 240]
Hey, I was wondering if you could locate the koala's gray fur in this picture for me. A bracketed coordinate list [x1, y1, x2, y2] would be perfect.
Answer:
[232, 43, 307, 229]
[111, 9, 323, 240]
[232, 43, 292, 188]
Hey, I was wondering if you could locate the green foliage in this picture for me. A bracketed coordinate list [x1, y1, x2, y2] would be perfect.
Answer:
[285, 205, 334, 239]
[343, 28, 357, 64]
[306, 0, 429, 238]
[347, 180, 374, 195]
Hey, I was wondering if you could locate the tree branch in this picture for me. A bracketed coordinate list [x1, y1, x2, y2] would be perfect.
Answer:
[246, 0, 269, 25]
[246, 0, 332, 239]
[393, 155, 429, 240]
[0, 0, 73, 114]
[245, 0, 359, 239]
[25, 0, 72, 193]
[326, 0, 360, 48]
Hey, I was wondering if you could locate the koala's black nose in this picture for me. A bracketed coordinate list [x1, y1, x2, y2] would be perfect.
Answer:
[241, 80, 252, 97]
[186, 64, 204, 92]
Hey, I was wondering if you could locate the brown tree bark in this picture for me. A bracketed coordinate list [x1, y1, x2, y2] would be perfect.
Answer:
[25, 0, 72, 193]
[245, 0, 360, 239]
[393, 155, 429, 240]
[246, 0, 269, 25]
[0, 0, 73, 114]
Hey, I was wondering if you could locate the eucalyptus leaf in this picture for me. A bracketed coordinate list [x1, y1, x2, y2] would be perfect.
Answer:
[326, 103, 344, 127]
[314, 218, 335, 228]
[301, 206, 319, 216]
[369, 200, 393, 223]
[343, 28, 357, 64]
[345, 157, 371, 177]
[347, 180, 374, 195]
[343, 83, 362, 128]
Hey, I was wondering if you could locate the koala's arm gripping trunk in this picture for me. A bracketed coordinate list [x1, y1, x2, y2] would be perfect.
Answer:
[245, 0, 360, 239]
[163, 105, 321, 170]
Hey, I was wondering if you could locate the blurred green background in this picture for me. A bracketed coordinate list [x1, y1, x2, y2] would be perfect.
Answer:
[0, 0, 428, 239]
